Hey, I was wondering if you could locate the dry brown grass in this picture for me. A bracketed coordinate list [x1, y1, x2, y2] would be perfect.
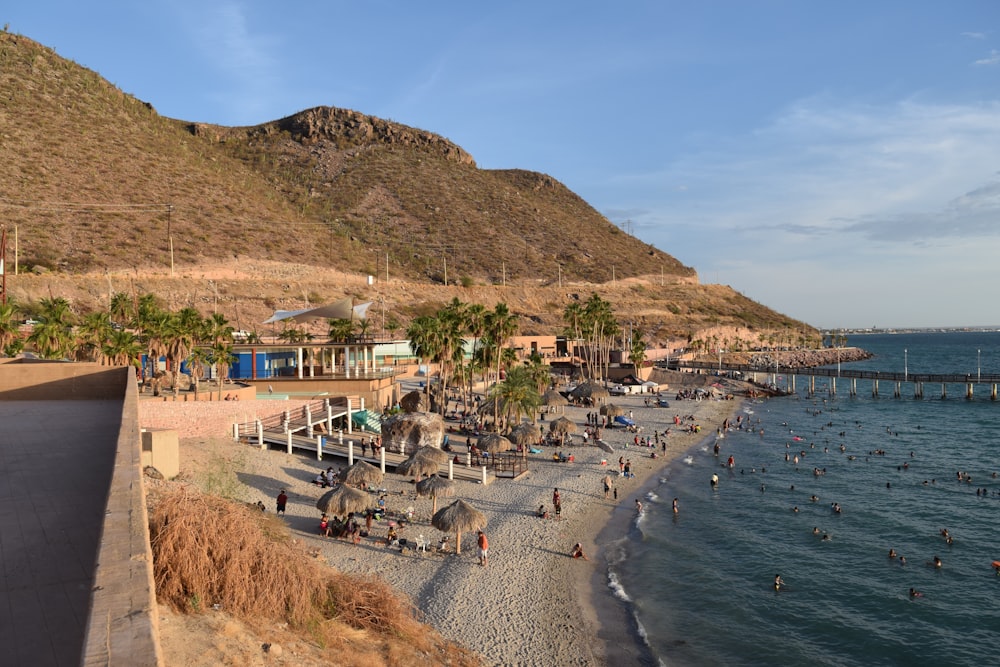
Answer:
[149, 487, 481, 666]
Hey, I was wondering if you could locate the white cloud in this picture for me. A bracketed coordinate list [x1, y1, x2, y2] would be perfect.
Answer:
[962, 31, 987, 39]
[974, 49, 1000, 65]
[614, 97, 1000, 326]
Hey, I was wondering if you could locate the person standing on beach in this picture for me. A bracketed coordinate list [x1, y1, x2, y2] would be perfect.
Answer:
[553, 488, 562, 518]
[603, 475, 612, 499]
[276, 489, 288, 515]
[477, 530, 489, 566]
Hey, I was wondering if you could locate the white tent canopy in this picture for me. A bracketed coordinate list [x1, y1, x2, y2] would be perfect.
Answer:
[262, 297, 356, 324]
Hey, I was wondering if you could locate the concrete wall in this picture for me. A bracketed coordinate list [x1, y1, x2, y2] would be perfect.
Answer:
[83, 368, 163, 666]
[0, 361, 162, 666]
[141, 429, 180, 479]
[152, 383, 257, 402]
[0, 358, 133, 400]
[245, 373, 399, 413]
[139, 398, 314, 439]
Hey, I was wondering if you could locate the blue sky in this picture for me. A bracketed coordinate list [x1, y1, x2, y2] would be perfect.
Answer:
[7, 1, 1000, 329]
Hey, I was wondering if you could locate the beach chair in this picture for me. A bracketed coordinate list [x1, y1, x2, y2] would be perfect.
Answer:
[415, 534, 428, 553]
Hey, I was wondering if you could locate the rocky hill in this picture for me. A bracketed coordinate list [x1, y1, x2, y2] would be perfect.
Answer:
[0, 30, 817, 343]
[0, 31, 689, 284]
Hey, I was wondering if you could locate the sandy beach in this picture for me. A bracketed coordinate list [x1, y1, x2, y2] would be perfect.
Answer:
[176, 383, 741, 666]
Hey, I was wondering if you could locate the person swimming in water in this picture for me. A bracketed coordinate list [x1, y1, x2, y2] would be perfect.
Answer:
[774, 574, 784, 591]
[909, 588, 923, 598]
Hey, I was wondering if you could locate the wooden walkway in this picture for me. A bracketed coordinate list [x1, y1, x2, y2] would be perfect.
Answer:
[240, 430, 497, 485]
[676, 360, 1000, 399]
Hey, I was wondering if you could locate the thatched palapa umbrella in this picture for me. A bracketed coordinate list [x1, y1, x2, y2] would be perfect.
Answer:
[339, 460, 384, 488]
[316, 486, 370, 518]
[416, 475, 455, 513]
[508, 422, 541, 448]
[541, 389, 569, 413]
[396, 447, 446, 481]
[571, 381, 609, 404]
[549, 416, 577, 435]
[478, 433, 512, 454]
[432, 499, 486, 554]
[600, 403, 624, 418]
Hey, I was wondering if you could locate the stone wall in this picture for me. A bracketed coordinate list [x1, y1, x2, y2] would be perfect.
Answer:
[139, 399, 313, 439]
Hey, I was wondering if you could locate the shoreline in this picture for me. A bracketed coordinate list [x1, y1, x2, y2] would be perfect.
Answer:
[167, 385, 746, 666]
[584, 400, 746, 666]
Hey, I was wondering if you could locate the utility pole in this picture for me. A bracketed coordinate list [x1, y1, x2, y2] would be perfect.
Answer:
[166, 203, 174, 276]
[0, 226, 6, 305]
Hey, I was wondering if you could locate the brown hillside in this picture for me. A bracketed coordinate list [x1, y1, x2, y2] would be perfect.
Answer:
[0, 30, 817, 341]
[0, 31, 691, 284]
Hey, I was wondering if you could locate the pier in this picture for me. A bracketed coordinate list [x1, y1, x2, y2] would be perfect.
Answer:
[674, 361, 1000, 400]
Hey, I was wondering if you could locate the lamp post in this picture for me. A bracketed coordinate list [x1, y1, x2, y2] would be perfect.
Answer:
[978, 349, 981, 382]
[904, 349, 908, 382]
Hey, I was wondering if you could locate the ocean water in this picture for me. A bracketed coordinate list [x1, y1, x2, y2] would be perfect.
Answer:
[611, 332, 1000, 666]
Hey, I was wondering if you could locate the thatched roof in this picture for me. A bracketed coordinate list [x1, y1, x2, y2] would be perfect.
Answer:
[477, 433, 513, 454]
[316, 486, 370, 517]
[416, 475, 455, 499]
[432, 499, 486, 534]
[599, 403, 624, 417]
[571, 381, 609, 400]
[507, 422, 541, 446]
[395, 455, 441, 479]
[541, 389, 569, 406]
[549, 416, 577, 434]
[338, 460, 384, 488]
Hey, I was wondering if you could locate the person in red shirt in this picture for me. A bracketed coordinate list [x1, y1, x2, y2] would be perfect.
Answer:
[276, 490, 288, 515]
[477, 529, 489, 566]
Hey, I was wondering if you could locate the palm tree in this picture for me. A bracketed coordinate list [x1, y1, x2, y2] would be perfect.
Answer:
[0, 302, 22, 357]
[279, 323, 309, 343]
[435, 300, 469, 415]
[204, 313, 235, 398]
[355, 317, 372, 341]
[109, 291, 133, 327]
[484, 303, 518, 419]
[165, 308, 203, 394]
[28, 297, 75, 359]
[187, 347, 210, 393]
[462, 303, 487, 407]
[407, 315, 444, 405]
[327, 318, 353, 342]
[103, 328, 143, 368]
[140, 309, 171, 385]
[629, 329, 647, 371]
[524, 351, 551, 393]
[75, 311, 113, 363]
[209, 342, 236, 400]
[489, 365, 541, 431]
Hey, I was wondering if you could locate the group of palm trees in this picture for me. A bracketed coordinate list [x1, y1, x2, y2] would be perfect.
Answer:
[0, 293, 238, 396]
[406, 299, 545, 429]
